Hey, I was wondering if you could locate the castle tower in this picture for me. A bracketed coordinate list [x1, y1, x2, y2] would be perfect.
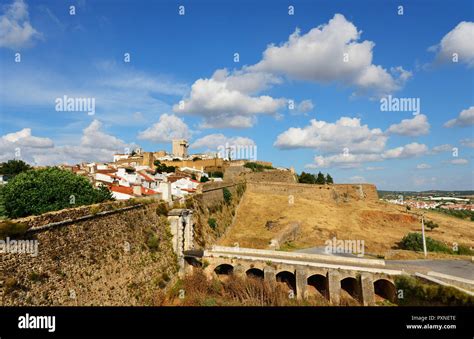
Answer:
[172, 139, 189, 158]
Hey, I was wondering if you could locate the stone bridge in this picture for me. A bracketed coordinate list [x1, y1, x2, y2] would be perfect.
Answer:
[185, 246, 405, 306]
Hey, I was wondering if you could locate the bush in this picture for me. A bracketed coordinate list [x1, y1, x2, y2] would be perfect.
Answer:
[0, 159, 31, 178]
[146, 231, 160, 252]
[243, 162, 273, 172]
[156, 203, 169, 216]
[223, 187, 232, 204]
[0, 220, 29, 239]
[200, 176, 209, 183]
[399, 232, 473, 255]
[2, 168, 114, 218]
[395, 275, 474, 306]
[425, 220, 439, 231]
[208, 218, 217, 230]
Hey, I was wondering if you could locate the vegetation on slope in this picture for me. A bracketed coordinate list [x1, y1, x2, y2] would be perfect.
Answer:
[2, 167, 114, 218]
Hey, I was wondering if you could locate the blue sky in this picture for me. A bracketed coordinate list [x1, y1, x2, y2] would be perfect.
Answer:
[0, 0, 473, 190]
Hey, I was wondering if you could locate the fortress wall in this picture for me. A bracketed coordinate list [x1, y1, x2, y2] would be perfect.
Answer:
[0, 201, 177, 306]
[246, 182, 379, 202]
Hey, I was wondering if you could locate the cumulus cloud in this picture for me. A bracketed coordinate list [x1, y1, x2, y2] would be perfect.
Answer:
[0, 120, 132, 165]
[305, 142, 428, 168]
[137, 113, 192, 143]
[386, 114, 430, 136]
[431, 21, 474, 67]
[297, 99, 314, 113]
[431, 144, 453, 154]
[191, 133, 255, 150]
[447, 158, 469, 165]
[173, 69, 286, 128]
[2, 128, 53, 148]
[250, 14, 410, 96]
[274, 116, 387, 154]
[460, 138, 474, 148]
[382, 142, 428, 159]
[0, 0, 42, 49]
[306, 153, 382, 169]
[444, 106, 474, 128]
[416, 163, 432, 169]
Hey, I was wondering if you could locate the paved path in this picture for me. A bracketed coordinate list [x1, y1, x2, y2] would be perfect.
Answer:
[296, 246, 474, 280]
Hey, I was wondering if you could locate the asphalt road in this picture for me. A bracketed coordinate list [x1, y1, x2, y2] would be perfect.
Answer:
[296, 246, 474, 280]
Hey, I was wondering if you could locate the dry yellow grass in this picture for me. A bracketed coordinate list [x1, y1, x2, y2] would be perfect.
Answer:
[218, 191, 474, 258]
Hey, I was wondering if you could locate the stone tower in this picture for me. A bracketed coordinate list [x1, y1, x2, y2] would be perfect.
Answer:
[172, 139, 189, 158]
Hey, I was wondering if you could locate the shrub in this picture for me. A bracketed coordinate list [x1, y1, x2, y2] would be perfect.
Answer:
[223, 187, 232, 204]
[425, 220, 439, 231]
[243, 162, 273, 172]
[0, 220, 29, 239]
[2, 168, 114, 218]
[208, 218, 217, 230]
[156, 203, 169, 216]
[145, 231, 160, 252]
[395, 275, 474, 306]
[399, 232, 473, 255]
[200, 176, 209, 183]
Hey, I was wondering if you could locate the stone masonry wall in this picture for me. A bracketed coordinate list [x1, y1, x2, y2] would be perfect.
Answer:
[0, 201, 178, 306]
[247, 182, 379, 202]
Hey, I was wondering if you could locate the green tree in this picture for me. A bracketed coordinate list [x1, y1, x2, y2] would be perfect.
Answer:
[153, 160, 176, 173]
[315, 171, 326, 184]
[298, 171, 316, 184]
[325, 174, 334, 184]
[0, 159, 31, 178]
[2, 167, 114, 218]
[223, 187, 232, 204]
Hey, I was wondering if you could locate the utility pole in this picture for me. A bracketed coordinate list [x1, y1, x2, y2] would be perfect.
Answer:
[421, 213, 427, 258]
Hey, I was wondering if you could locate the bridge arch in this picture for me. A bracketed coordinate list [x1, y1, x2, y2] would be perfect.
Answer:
[276, 270, 296, 293]
[214, 264, 234, 276]
[246, 268, 264, 279]
[374, 279, 397, 303]
[307, 274, 327, 298]
[340, 277, 360, 301]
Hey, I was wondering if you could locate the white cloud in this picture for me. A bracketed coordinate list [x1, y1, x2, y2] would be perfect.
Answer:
[307, 153, 382, 169]
[447, 158, 469, 165]
[431, 21, 474, 67]
[173, 69, 286, 128]
[460, 138, 474, 148]
[137, 113, 192, 143]
[191, 133, 255, 150]
[274, 117, 387, 154]
[382, 142, 428, 159]
[416, 163, 432, 169]
[81, 120, 127, 150]
[297, 99, 314, 113]
[0, 120, 132, 165]
[0, 62, 185, 127]
[386, 114, 430, 136]
[0, 0, 42, 49]
[431, 144, 452, 154]
[365, 166, 384, 171]
[444, 106, 474, 128]
[250, 14, 410, 96]
[2, 128, 53, 148]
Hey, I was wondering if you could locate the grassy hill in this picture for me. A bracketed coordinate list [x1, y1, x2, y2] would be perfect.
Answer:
[218, 190, 474, 259]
